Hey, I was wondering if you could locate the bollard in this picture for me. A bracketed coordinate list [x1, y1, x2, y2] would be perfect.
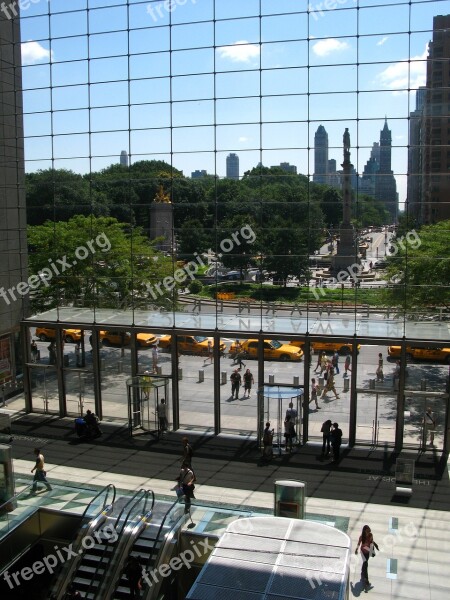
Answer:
[343, 377, 350, 392]
[117, 360, 123, 374]
[420, 379, 426, 391]
[369, 379, 375, 390]
[199, 369, 204, 382]
[269, 374, 275, 384]
[221, 371, 227, 385]
[178, 368, 183, 381]
[156, 366, 162, 375]
[318, 376, 324, 389]
[293, 376, 299, 386]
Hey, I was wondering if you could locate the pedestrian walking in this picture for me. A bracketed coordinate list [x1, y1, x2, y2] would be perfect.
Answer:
[392, 360, 400, 387]
[424, 407, 436, 446]
[75, 341, 81, 367]
[177, 462, 196, 514]
[313, 351, 322, 373]
[230, 369, 241, 399]
[309, 378, 320, 409]
[355, 525, 379, 590]
[142, 371, 152, 400]
[243, 368, 254, 398]
[330, 422, 343, 463]
[262, 422, 274, 459]
[204, 339, 213, 364]
[343, 354, 351, 377]
[30, 340, 39, 363]
[181, 436, 193, 467]
[48, 341, 56, 365]
[285, 401, 298, 421]
[30, 448, 52, 494]
[124, 555, 142, 599]
[376, 352, 384, 382]
[321, 367, 340, 400]
[332, 351, 340, 374]
[321, 419, 332, 456]
[284, 414, 296, 453]
[157, 398, 168, 433]
[319, 351, 328, 375]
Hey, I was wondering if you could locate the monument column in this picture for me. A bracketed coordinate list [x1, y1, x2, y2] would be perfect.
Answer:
[332, 129, 360, 273]
[149, 185, 174, 252]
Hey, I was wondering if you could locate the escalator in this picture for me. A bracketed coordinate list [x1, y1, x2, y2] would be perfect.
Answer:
[49, 483, 117, 599]
[111, 499, 186, 600]
[59, 488, 153, 600]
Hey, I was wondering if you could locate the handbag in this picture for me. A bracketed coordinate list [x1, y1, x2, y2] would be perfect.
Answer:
[176, 486, 184, 498]
[369, 542, 376, 557]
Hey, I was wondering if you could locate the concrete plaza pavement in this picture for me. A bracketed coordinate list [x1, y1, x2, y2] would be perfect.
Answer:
[3, 408, 450, 600]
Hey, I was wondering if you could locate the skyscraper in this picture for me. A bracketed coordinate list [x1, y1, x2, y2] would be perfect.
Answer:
[407, 88, 426, 222]
[420, 14, 450, 224]
[313, 125, 328, 184]
[375, 118, 398, 222]
[226, 153, 239, 180]
[0, 10, 27, 398]
[120, 150, 129, 167]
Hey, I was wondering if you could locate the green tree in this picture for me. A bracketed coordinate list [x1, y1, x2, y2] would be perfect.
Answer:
[382, 220, 450, 307]
[27, 215, 176, 312]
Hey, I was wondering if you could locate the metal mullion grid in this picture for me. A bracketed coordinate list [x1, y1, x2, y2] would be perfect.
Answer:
[258, 0, 264, 332]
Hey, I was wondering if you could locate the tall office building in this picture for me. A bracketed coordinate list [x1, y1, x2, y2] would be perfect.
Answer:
[0, 11, 27, 397]
[375, 118, 398, 222]
[407, 88, 426, 221]
[313, 125, 328, 184]
[226, 153, 239, 180]
[120, 150, 128, 167]
[420, 15, 450, 224]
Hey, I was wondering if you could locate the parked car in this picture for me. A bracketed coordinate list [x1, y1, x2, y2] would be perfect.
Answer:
[35, 327, 83, 343]
[229, 339, 304, 361]
[388, 346, 450, 363]
[158, 335, 226, 355]
[99, 330, 157, 348]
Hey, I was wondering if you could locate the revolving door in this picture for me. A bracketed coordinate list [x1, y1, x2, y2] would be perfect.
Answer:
[127, 374, 170, 437]
[258, 385, 304, 454]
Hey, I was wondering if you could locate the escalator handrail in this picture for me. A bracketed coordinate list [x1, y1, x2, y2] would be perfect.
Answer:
[81, 483, 116, 523]
[143, 498, 182, 572]
[50, 484, 117, 600]
[82, 489, 153, 599]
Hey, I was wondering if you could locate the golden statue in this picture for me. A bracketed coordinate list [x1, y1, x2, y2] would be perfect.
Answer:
[154, 185, 171, 204]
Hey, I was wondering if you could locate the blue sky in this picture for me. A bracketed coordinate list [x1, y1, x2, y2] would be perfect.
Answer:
[18, 0, 450, 206]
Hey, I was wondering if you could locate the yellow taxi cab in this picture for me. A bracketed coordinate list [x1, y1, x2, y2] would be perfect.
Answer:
[289, 340, 359, 355]
[158, 335, 226, 355]
[99, 330, 157, 348]
[35, 327, 83, 343]
[230, 339, 304, 361]
[388, 346, 450, 363]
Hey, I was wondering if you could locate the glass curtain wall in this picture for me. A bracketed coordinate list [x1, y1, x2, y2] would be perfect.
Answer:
[16, 2, 450, 445]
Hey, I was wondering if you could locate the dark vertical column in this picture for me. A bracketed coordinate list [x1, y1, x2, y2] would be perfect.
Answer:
[348, 340, 358, 447]
[394, 343, 407, 452]
[443, 368, 450, 454]
[55, 329, 66, 417]
[302, 338, 311, 444]
[91, 330, 102, 420]
[213, 331, 220, 435]
[21, 322, 32, 412]
[171, 335, 179, 431]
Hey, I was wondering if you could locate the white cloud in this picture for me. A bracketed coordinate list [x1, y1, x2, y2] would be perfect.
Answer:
[312, 38, 349, 57]
[216, 41, 260, 63]
[377, 45, 428, 92]
[239, 136, 249, 142]
[21, 41, 53, 66]
[377, 36, 389, 46]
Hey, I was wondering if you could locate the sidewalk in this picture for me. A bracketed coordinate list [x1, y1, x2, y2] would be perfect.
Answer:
[5, 411, 450, 600]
